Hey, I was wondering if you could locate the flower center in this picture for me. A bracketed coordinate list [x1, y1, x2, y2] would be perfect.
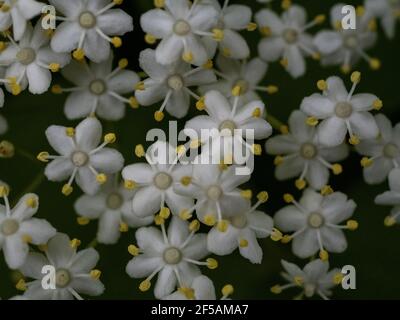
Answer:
[308, 212, 324, 228]
[207, 185, 223, 201]
[335, 102, 353, 118]
[230, 214, 248, 229]
[79, 11, 97, 29]
[304, 283, 316, 297]
[163, 247, 182, 265]
[344, 35, 358, 49]
[154, 172, 173, 190]
[219, 120, 237, 135]
[167, 75, 184, 91]
[89, 79, 107, 95]
[383, 143, 399, 158]
[173, 19, 191, 36]
[56, 269, 71, 288]
[71, 151, 89, 167]
[106, 193, 123, 210]
[300, 143, 318, 159]
[233, 79, 249, 94]
[0, 219, 19, 236]
[283, 29, 298, 44]
[16, 48, 36, 65]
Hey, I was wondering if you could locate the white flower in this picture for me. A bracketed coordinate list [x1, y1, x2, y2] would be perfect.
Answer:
[49, 0, 133, 62]
[56, 53, 139, 120]
[39, 117, 124, 196]
[0, 114, 7, 135]
[356, 114, 400, 184]
[300, 73, 380, 147]
[314, 3, 378, 72]
[140, 0, 219, 66]
[184, 90, 272, 165]
[200, 54, 277, 105]
[365, 0, 400, 38]
[74, 176, 153, 245]
[174, 164, 250, 226]
[375, 169, 400, 226]
[0, 0, 44, 40]
[122, 141, 194, 219]
[135, 49, 216, 120]
[0, 22, 70, 94]
[255, 5, 323, 78]
[202, 0, 252, 59]
[125, 216, 212, 299]
[162, 275, 217, 300]
[19, 233, 104, 300]
[207, 192, 278, 264]
[274, 189, 357, 260]
[271, 259, 342, 300]
[0, 188, 56, 269]
[266, 110, 349, 190]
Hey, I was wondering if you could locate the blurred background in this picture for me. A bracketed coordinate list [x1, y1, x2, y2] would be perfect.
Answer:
[0, 0, 399, 299]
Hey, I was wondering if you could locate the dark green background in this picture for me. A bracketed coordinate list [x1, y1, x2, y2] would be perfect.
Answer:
[1, 0, 399, 299]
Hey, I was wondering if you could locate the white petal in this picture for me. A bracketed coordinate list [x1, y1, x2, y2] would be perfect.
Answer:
[122, 163, 154, 184]
[19, 218, 56, 245]
[46, 233, 75, 268]
[320, 227, 347, 253]
[292, 229, 319, 258]
[140, 9, 174, 38]
[70, 277, 105, 296]
[19, 252, 48, 279]
[257, 37, 285, 62]
[126, 255, 163, 278]
[274, 206, 306, 232]
[138, 49, 168, 80]
[45, 125, 75, 156]
[167, 216, 189, 247]
[83, 30, 110, 63]
[219, 29, 250, 59]
[3, 235, 29, 268]
[45, 158, 74, 182]
[223, 5, 251, 29]
[64, 91, 97, 120]
[284, 45, 306, 78]
[255, 9, 284, 33]
[70, 248, 99, 273]
[238, 228, 263, 264]
[51, 22, 81, 53]
[76, 167, 100, 195]
[154, 266, 176, 299]
[156, 35, 183, 65]
[96, 9, 133, 35]
[349, 112, 379, 140]
[75, 117, 102, 151]
[317, 117, 347, 147]
[207, 226, 239, 255]
[90, 148, 124, 173]
[314, 31, 342, 54]
[300, 94, 335, 119]
[26, 64, 51, 94]
[132, 186, 161, 218]
[74, 194, 105, 219]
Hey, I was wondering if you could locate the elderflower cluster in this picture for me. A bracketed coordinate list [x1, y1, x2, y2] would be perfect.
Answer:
[0, 0, 399, 301]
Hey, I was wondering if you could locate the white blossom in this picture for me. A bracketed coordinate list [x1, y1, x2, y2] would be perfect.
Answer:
[140, 0, 219, 66]
[274, 189, 357, 260]
[0, 22, 70, 94]
[19, 233, 104, 300]
[365, 0, 400, 38]
[300, 73, 380, 147]
[49, 0, 133, 62]
[266, 110, 349, 190]
[135, 49, 216, 120]
[56, 53, 139, 120]
[162, 275, 217, 300]
[40, 117, 124, 196]
[375, 168, 400, 226]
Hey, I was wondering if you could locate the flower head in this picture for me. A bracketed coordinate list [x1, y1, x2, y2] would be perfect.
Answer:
[375, 169, 400, 226]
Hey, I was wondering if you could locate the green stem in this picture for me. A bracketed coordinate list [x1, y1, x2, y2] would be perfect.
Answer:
[87, 238, 98, 248]
[267, 114, 286, 131]
[15, 146, 38, 164]
[12, 172, 45, 206]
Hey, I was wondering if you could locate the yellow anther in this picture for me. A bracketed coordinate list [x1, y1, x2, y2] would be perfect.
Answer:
[37, 151, 49, 162]
[346, 220, 358, 231]
[182, 51, 193, 63]
[72, 49, 85, 60]
[113, 0, 123, 4]
[16, 279, 27, 291]
[128, 244, 140, 256]
[178, 287, 195, 299]
[260, 26, 271, 37]
[212, 29, 224, 41]
[321, 185, 334, 196]
[159, 207, 170, 219]
[77, 217, 90, 226]
[270, 228, 283, 241]
[38, 244, 48, 252]
[294, 276, 304, 286]
[222, 284, 234, 297]
[51, 84, 62, 94]
[271, 285, 282, 294]
[70, 238, 81, 249]
[0, 41, 7, 52]
[11, 83, 21, 95]
[179, 209, 192, 221]
[314, 14, 326, 24]
[333, 272, 343, 285]
[25, 197, 37, 208]
[283, 193, 294, 203]
[356, 5, 365, 16]
[317, 80, 327, 91]
[189, 220, 200, 232]
[154, 0, 164, 8]
[231, 85, 242, 97]
[202, 59, 213, 70]
[295, 179, 306, 190]
[190, 139, 201, 149]
[384, 215, 396, 227]
[331, 164, 343, 175]
[90, 269, 101, 280]
[144, 33, 157, 44]
[252, 144, 262, 155]
[206, 258, 218, 269]
[280, 58, 288, 68]
[368, 19, 377, 31]
[240, 189, 252, 200]
[104, 133, 116, 143]
[222, 47, 231, 57]
[247, 22, 257, 31]
[139, 280, 151, 292]
[22, 234, 32, 243]
[96, 173, 107, 184]
[196, 97, 206, 111]
[370, 58, 381, 70]
[280, 125, 289, 134]
[135, 81, 145, 91]
[134, 144, 145, 158]
[312, 52, 321, 60]
[361, 157, 373, 168]
[257, 191, 269, 203]
[239, 238, 248, 247]
[341, 64, 351, 74]
[49, 63, 60, 72]
[349, 135, 360, 145]
[181, 176, 192, 186]
[118, 58, 128, 69]
[129, 96, 139, 109]
[351, 71, 361, 83]
[281, 0, 291, 10]
[177, 145, 186, 156]
[111, 37, 122, 48]
[306, 116, 319, 126]
[62, 184, 73, 196]
[124, 180, 136, 190]
[119, 222, 129, 232]
[217, 220, 230, 233]
[219, 162, 228, 171]
[66, 127, 75, 137]
[0, 185, 9, 197]
[319, 249, 329, 261]
[154, 214, 165, 225]
[154, 110, 165, 122]
[204, 214, 216, 226]
[281, 235, 292, 244]
[373, 99, 383, 110]
[252, 107, 262, 118]
[266, 85, 279, 94]
[0, 140, 14, 158]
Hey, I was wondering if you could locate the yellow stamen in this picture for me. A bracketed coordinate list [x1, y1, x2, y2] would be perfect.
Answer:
[154, 110, 164, 122]
[135, 144, 145, 158]
[72, 49, 85, 61]
[104, 133, 116, 143]
[346, 220, 358, 231]
[139, 280, 151, 292]
[384, 216, 396, 227]
[295, 179, 306, 190]
[317, 80, 327, 91]
[70, 238, 81, 249]
[128, 244, 140, 256]
[270, 228, 283, 241]
[111, 37, 122, 48]
[90, 269, 101, 280]
[247, 22, 257, 31]
[179, 209, 192, 221]
[372, 99, 383, 110]
[283, 193, 294, 203]
[257, 191, 269, 203]
[96, 173, 107, 184]
[306, 116, 319, 126]
[16, 279, 27, 291]
[124, 180, 136, 190]
[159, 207, 170, 219]
[206, 258, 218, 269]
[331, 164, 343, 175]
[119, 222, 129, 232]
[204, 214, 216, 226]
[361, 157, 373, 168]
[271, 285, 282, 294]
[321, 185, 333, 196]
[62, 184, 73, 196]
[319, 249, 329, 261]
[240, 189, 252, 200]
[189, 220, 200, 232]
[239, 238, 248, 247]
[217, 220, 229, 233]
[145, 33, 156, 44]
[77, 217, 90, 226]
[222, 284, 234, 297]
